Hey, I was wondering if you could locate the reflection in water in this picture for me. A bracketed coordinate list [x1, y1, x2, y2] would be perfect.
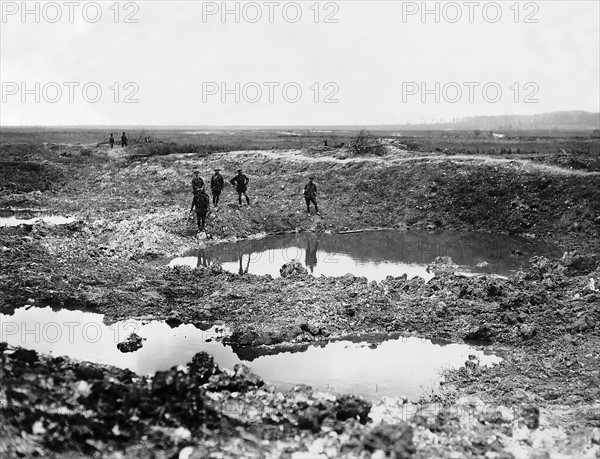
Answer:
[305, 237, 318, 274]
[238, 254, 251, 275]
[196, 248, 208, 268]
[1, 307, 501, 401]
[169, 230, 562, 281]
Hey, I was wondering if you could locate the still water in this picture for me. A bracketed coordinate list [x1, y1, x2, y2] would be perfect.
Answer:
[1, 306, 501, 401]
[169, 230, 561, 281]
[0, 209, 75, 227]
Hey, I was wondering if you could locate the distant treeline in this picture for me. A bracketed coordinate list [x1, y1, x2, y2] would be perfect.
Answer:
[450, 111, 600, 131]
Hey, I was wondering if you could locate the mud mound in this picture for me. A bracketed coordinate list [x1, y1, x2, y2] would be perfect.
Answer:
[280, 259, 308, 277]
[426, 256, 458, 274]
[0, 160, 66, 193]
[0, 344, 376, 457]
[96, 212, 192, 258]
[116, 332, 146, 353]
[128, 141, 225, 158]
[0, 143, 70, 192]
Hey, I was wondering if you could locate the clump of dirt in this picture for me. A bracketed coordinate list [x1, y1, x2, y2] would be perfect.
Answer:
[426, 256, 458, 274]
[116, 332, 146, 353]
[280, 259, 308, 277]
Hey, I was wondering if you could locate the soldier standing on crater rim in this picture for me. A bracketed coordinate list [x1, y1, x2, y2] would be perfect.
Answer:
[190, 189, 210, 231]
[230, 169, 250, 206]
[121, 132, 128, 147]
[109, 133, 115, 149]
[304, 176, 320, 215]
[191, 170, 205, 196]
[210, 168, 224, 207]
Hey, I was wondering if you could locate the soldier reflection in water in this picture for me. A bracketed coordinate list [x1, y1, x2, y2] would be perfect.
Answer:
[305, 238, 319, 274]
[196, 249, 209, 268]
[238, 253, 250, 275]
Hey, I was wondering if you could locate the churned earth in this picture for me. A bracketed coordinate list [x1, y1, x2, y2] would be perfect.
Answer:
[1, 131, 599, 458]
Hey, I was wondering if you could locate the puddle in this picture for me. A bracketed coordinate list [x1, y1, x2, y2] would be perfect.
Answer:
[0, 208, 49, 217]
[1, 306, 502, 401]
[169, 230, 561, 282]
[0, 211, 75, 227]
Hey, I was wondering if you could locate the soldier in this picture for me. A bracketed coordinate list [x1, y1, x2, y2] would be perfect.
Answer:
[304, 176, 320, 215]
[121, 132, 128, 147]
[190, 189, 210, 231]
[210, 168, 224, 206]
[109, 133, 115, 149]
[191, 170, 205, 195]
[230, 169, 250, 206]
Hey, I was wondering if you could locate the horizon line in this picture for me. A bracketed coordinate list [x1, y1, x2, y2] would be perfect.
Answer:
[1, 110, 598, 130]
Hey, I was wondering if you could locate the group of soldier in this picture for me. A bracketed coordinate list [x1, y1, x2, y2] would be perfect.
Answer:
[189, 168, 250, 231]
[108, 132, 128, 148]
[189, 168, 320, 232]
[109, 132, 159, 147]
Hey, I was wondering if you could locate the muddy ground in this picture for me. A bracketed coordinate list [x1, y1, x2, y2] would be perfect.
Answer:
[1, 131, 599, 458]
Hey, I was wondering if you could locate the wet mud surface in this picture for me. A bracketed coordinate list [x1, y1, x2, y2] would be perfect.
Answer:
[1, 135, 599, 457]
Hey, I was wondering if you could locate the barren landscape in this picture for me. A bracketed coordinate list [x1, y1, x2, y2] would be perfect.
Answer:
[1, 128, 599, 458]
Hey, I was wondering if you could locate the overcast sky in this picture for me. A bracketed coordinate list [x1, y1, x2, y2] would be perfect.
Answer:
[1, 1, 599, 126]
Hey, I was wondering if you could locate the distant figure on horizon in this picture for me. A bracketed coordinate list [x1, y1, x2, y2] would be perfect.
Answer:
[109, 133, 115, 148]
[210, 168, 224, 207]
[230, 169, 250, 206]
[304, 176, 320, 215]
[121, 132, 128, 147]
